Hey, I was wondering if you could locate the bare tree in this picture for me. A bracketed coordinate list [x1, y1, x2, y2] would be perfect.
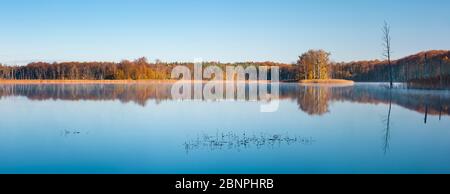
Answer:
[382, 21, 393, 88]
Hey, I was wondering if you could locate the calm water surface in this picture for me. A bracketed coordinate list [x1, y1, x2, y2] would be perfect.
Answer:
[0, 83, 449, 174]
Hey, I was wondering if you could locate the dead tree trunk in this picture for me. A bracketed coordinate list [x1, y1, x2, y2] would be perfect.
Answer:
[382, 21, 393, 88]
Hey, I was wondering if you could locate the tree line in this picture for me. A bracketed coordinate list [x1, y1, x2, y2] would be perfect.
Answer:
[1, 51, 449, 86]
[0, 58, 301, 81]
[0, 57, 172, 80]
[330, 50, 450, 86]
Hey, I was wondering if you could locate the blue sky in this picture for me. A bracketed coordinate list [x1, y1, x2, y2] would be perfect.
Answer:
[0, 0, 449, 64]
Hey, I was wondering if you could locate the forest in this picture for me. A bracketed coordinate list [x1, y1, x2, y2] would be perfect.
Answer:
[0, 50, 449, 87]
[0, 57, 172, 80]
[331, 50, 450, 82]
[0, 57, 299, 81]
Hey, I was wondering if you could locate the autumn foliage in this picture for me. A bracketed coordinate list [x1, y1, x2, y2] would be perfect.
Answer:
[0, 50, 449, 88]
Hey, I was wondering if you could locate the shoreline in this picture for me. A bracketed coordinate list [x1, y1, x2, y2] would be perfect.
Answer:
[0, 79, 275, 84]
[0, 79, 358, 85]
[299, 79, 355, 85]
[0, 79, 175, 84]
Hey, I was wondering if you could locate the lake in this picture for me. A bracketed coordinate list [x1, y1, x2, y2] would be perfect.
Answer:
[0, 82, 449, 174]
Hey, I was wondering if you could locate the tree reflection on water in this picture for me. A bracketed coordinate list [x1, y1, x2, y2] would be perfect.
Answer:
[1, 83, 447, 154]
[0, 83, 448, 116]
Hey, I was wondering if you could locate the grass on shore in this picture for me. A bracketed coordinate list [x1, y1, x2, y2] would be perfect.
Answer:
[299, 79, 355, 84]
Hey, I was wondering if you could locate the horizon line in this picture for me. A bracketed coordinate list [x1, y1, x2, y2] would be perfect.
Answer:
[1, 49, 449, 66]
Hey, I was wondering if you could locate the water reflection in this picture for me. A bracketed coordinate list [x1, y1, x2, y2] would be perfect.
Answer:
[383, 90, 393, 154]
[184, 132, 314, 154]
[1, 83, 450, 173]
[297, 86, 330, 115]
[0, 83, 449, 116]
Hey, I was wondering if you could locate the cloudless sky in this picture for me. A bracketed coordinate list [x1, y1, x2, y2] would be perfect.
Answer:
[0, 0, 449, 65]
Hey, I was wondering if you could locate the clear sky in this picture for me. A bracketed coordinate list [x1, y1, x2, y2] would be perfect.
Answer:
[0, 0, 449, 65]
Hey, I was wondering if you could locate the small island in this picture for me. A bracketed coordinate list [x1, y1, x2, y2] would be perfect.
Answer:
[296, 49, 354, 85]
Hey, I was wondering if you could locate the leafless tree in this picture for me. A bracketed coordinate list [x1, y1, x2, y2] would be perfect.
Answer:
[382, 21, 393, 88]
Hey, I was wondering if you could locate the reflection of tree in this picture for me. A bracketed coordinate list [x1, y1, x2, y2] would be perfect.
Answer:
[281, 84, 450, 116]
[0, 83, 449, 117]
[297, 86, 330, 115]
[383, 90, 393, 154]
[0, 84, 173, 106]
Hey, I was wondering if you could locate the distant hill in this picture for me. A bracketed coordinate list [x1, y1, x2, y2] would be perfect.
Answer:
[332, 50, 450, 88]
